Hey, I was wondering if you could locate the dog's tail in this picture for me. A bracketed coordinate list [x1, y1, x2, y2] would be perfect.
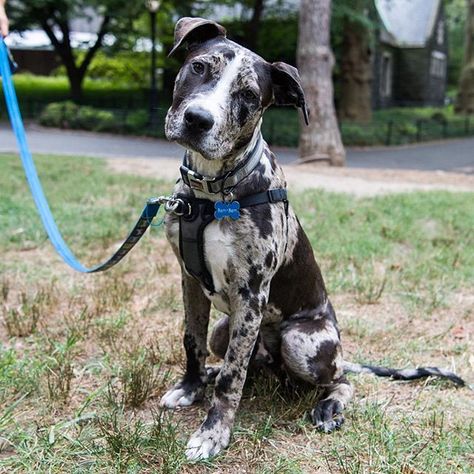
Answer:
[343, 361, 467, 387]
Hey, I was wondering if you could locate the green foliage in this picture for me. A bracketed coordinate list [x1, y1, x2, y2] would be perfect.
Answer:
[87, 52, 149, 85]
[125, 110, 149, 132]
[261, 105, 474, 147]
[446, 0, 467, 85]
[8, 0, 144, 100]
[52, 51, 156, 86]
[255, 16, 299, 65]
[34, 99, 474, 147]
[39, 101, 118, 132]
[37, 101, 168, 136]
[0, 74, 147, 120]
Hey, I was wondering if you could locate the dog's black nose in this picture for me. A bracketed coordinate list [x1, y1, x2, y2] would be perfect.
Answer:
[184, 107, 214, 132]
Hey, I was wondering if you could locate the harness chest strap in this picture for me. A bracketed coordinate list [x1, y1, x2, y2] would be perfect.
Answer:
[178, 189, 289, 293]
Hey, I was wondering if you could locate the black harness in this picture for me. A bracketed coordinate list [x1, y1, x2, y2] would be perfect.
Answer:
[177, 189, 288, 293]
[175, 135, 288, 293]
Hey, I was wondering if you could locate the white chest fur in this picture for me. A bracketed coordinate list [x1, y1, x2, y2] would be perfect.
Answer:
[166, 213, 234, 314]
[202, 220, 234, 313]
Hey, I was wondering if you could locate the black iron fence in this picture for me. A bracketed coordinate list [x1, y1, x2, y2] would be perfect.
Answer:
[340, 116, 474, 147]
[259, 108, 474, 147]
[1, 93, 473, 148]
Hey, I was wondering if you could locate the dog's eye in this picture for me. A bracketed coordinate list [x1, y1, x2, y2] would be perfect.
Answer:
[191, 61, 205, 75]
[242, 89, 258, 101]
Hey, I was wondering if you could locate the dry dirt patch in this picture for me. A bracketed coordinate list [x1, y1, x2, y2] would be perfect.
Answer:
[106, 157, 474, 196]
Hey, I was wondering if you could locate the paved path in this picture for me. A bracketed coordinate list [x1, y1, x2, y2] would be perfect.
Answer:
[1, 123, 473, 173]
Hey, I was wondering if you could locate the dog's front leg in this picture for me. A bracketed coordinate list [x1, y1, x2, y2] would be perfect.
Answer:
[186, 289, 265, 460]
[160, 272, 211, 408]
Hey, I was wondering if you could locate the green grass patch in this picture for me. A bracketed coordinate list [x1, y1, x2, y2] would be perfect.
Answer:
[0, 152, 472, 303]
[0, 153, 169, 258]
[293, 189, 474, 296]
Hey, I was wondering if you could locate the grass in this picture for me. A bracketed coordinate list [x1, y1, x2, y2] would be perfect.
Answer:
[0, 152, 473, 472]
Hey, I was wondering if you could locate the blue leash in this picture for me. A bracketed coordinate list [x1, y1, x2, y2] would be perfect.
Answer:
[0, 39, 162, 273]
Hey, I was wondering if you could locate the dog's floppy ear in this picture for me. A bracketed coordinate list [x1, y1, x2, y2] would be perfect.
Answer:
[271, 62, 310, 126]
[169, 17, 227, 57]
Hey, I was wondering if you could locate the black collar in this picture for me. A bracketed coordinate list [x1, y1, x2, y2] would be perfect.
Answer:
[180, 134, 264, 195]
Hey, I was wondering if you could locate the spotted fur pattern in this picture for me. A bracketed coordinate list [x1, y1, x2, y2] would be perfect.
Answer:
[160, 18, 466, 461]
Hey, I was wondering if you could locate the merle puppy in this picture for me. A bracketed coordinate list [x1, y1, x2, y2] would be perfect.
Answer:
[160, 17, 465, 461]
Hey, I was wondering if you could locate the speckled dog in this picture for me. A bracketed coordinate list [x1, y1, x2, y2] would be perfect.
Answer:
[160, 17, 465, 461]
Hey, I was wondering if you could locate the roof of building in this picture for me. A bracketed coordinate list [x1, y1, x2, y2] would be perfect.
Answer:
[5, 29, 119, 51]
[375, 0, 441, 48]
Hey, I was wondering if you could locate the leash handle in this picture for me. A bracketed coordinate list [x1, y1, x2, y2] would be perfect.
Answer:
[0, 39, 160, 273]
[0, 41, 17, 75]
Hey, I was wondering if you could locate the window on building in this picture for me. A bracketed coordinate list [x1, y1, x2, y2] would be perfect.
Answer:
[430, 51, 446, 78]
[380, 53, 392, 98]
[437, 20, 444, 45]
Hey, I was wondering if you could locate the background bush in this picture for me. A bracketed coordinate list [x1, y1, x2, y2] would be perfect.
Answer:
[38, 101, 167, 136]
[0, 74, 150, 119]
[39, 101, 119, 132]
[52, 51, 154, 87]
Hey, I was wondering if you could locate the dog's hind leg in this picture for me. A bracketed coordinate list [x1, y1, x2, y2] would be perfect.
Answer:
[209, 316, 230, 360]
[280, 302, 353, 433]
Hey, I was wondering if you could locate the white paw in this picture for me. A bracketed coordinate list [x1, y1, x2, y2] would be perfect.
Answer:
[159, 386, 197, 409]
[185, 425, 231, 461]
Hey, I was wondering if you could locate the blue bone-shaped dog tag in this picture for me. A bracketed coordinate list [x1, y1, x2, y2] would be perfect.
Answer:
[214, 201, 241, 221]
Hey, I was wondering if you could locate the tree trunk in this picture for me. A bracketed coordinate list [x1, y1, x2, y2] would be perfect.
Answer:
[456, 0, 474, 113]
[339, 17, 373, 122]
[297, 0, 346, 166]
[40, 14, 110, 103]
[244, 0, 265, 50]
[464, 0, 474, 64]
[67, 67, 85, 103]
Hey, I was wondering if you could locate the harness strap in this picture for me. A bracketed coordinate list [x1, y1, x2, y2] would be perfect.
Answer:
[179, 199, 215, 292]
[239, 189, 288, 208]
[178, 189, 288, 293]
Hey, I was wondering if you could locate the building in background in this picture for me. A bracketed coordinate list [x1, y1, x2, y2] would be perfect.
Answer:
[373, 0, 448, 108]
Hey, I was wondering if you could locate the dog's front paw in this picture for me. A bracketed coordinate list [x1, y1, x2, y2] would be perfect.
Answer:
[185, 424, 231, 461]
[160, 381, 204, 409]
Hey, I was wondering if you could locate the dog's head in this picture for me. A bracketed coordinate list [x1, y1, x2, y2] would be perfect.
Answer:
[165, 17, 309, 161]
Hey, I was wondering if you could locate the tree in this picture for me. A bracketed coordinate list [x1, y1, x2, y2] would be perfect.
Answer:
[9, 0, 142, 101]
[456, 0, 474, 113]
[244, 0, 266, 50]
[297, 0, 346, 166]
[446, 0, 468, 86]
[335, 0, 373, 122]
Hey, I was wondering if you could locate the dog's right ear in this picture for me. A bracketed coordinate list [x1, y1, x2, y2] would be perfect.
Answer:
[168, 17, 227, 57]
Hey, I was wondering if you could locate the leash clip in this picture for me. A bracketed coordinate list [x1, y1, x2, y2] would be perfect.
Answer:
[148, 195, 190, 217]
[165, 197, 190, 216]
